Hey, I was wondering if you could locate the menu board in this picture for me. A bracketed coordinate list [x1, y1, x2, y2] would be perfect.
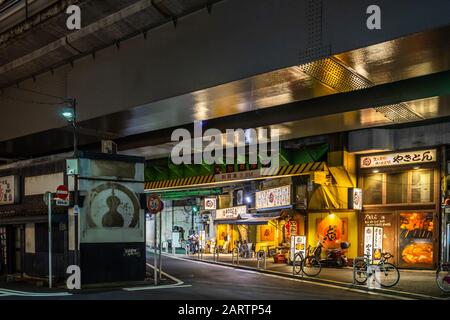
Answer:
[0, 176, 18, 205]
[290, 235, 306, 262]
[255, 185, 291, 210]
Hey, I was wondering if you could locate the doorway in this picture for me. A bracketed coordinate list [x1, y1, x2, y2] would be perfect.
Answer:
[13, 226, 24, 274]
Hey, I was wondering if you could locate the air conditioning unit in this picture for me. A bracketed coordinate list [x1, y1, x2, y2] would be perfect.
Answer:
[101, 140, 117, 154]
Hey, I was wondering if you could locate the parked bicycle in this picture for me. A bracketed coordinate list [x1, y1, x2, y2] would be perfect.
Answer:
[436, 261, 450, 293]
[354, 252, 400, 287]
[293, 244, 322, 277]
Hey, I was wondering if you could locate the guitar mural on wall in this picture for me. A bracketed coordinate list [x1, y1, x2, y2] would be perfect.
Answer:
[87, 182, 140, 230]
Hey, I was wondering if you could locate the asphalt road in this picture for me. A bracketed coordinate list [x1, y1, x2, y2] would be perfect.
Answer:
[0, 252, 398, 300]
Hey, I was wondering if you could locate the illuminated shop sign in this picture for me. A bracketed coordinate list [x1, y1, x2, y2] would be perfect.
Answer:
[360, 149, 436, 168]
[255, 185, 291, 210]
[348, 188, 362, 210]
[203, 197, 217, 210]
[215, 205, 247, 220]
[215, 169, 261, 182]
[0, 176, 19, 205]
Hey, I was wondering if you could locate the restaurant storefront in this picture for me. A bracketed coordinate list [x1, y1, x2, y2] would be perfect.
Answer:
[358, 149, 440, 269]
[306, 166, 360, 261]
[254, 183, 305, 260]
[214, 205, 248, 253]
[213, 182, 306, 262]
[145, 160, 327, 253]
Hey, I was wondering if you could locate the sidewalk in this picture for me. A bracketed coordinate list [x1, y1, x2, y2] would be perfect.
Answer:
[175, 252, 447, 299]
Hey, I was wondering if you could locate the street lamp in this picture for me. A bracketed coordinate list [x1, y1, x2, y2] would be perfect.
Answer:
[61, 98, 78, 154]
[61, 98, 79, 268]
[62, 111, 75, 122]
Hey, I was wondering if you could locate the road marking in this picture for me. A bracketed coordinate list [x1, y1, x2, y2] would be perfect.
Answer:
[124, 284, 192, 291]
[122, 260, 187, 291]
[0, 288, 71, 297]
[161, 254, 414, 300]
[146, 261, 184, 285]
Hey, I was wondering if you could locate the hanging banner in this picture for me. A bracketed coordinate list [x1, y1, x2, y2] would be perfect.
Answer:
[348, 188, 363, 210]
[0, 176, 19, 205]
[255, 185, 291, 210]
[364, 227, 374, 262]
[373, 227, 384, 262]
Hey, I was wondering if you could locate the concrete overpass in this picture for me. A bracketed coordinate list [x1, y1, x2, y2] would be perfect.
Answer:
[0, 0, 450, 160]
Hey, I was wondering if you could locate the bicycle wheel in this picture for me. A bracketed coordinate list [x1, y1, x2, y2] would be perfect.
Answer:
[353, 259, 368, 284]
[293, 253, 303, 275]
[436, 264, 450, 293]
[302, 256, 321, 277]
[375, 263, 400, 287]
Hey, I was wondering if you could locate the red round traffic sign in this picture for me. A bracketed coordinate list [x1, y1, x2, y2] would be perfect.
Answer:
[147, 194, 163, 214]
[56, 185, 69, 200]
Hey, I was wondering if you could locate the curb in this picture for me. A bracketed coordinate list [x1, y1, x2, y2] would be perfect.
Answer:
[168, 254, 447, 300]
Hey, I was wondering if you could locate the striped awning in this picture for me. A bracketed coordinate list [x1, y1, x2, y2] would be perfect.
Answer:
[144, 175, 215, 190]
[264, 161, 325, 176]
[144, 161, 325, 191]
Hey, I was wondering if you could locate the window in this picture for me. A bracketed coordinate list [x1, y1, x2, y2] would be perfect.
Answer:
[399, 212, 434, 267]
[386, 172, 408, 204]
[411, 170, 434, 203]
[362, 174, 383, 204]
[361, 169, 435, 206]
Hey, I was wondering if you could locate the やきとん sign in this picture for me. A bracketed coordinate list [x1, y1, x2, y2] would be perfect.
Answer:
[360, 149, 436, 168]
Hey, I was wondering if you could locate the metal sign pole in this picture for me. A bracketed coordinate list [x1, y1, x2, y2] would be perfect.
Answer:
[153, 213, 158, 286]
[48, 192, 52, 289]
[158, 210, 162, 281]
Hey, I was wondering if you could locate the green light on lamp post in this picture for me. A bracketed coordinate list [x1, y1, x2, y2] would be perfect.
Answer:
[62, 110, 74, 121]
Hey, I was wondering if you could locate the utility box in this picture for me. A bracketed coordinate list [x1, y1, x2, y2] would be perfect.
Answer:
[76, 152, 145, 285]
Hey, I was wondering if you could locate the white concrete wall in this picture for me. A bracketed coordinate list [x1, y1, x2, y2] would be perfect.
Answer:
[24, 172, 64, 196]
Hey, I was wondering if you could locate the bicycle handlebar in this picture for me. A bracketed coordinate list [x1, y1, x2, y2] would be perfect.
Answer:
[382, 252, 393, 260]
